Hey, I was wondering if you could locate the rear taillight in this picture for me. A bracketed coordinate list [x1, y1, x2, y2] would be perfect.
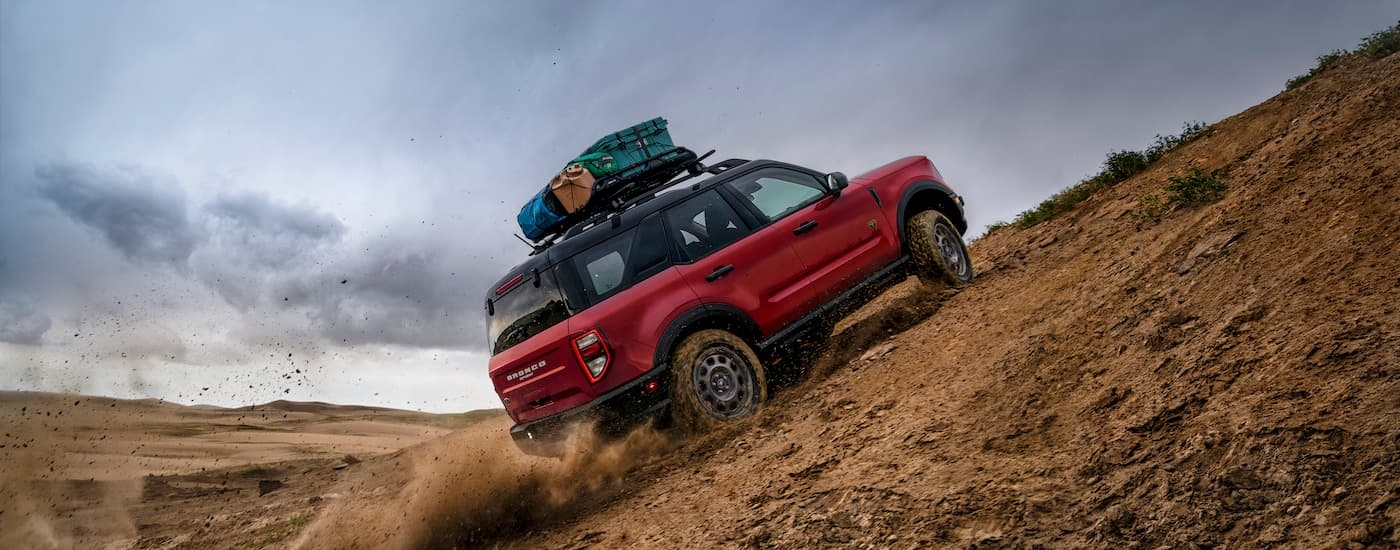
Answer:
[573, 330, 610, 383]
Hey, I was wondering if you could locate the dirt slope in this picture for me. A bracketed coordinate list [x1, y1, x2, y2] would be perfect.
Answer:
[291, 52, 1399, 549]
[494, 51, 1398, 548]
[6, 52, 1397, 550]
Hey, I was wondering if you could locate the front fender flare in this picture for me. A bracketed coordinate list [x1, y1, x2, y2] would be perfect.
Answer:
[896, 180, 966, 244]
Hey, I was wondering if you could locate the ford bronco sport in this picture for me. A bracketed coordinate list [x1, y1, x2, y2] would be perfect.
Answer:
[487, 154, 971, 456]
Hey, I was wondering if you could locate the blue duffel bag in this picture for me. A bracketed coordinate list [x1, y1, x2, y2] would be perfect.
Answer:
[516, 188, 567, 241]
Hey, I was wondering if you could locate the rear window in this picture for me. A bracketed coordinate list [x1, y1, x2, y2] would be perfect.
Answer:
[487, 269, 570, 355]
[487, 216, 673, 355]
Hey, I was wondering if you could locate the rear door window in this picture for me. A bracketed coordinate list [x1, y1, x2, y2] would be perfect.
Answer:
[663, 190, 752, 262]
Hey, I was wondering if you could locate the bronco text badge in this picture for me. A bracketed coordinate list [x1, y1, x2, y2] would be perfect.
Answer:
[507, 359, 547, 382]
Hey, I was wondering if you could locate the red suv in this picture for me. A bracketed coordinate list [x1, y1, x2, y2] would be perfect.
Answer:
[486, 155, 971, 455]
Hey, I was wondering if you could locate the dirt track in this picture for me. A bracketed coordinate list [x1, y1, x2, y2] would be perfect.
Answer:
[4, 51, 1398, 549]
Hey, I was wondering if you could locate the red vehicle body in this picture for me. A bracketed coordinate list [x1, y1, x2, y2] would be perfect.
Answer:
[486, 156, 971, 455]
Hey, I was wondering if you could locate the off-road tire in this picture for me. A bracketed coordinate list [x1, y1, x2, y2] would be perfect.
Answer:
[907, 210, 974, 288]
[668, 329, 767, 433]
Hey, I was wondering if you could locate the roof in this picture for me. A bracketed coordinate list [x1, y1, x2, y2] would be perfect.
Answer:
[489, 158, 791, 295]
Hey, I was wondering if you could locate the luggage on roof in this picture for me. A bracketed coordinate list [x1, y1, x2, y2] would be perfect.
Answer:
[591, 146, 698, 205]
[549, 164, 595, 214]
[515, 117, 703, 243]
[517, 188, 568, 241]
[581, 117, 674, 170]
[568, 152, 618, 178]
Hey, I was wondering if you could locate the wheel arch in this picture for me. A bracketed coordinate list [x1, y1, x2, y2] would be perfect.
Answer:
[653, 304, 762, 371]
[897, 181, 967, 251]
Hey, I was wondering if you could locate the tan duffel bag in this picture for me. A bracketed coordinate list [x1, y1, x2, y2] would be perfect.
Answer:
[549, 164, 596, 214]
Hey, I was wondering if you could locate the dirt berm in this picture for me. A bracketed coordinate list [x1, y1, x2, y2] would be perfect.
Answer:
[495, 48, 1400, 548]
[6, 47, 1396, 550]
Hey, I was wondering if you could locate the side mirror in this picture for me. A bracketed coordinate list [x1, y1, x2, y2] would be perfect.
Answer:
[825, 172, 849, 195]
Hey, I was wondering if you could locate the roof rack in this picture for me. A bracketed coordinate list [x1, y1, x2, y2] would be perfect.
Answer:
[525, 148, 751, 255]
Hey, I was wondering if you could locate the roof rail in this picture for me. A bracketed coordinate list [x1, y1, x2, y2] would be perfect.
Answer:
[703, 158, 749, 174]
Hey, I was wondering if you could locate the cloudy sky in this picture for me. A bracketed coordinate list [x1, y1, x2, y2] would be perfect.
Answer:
[1, 1, 1395, 412]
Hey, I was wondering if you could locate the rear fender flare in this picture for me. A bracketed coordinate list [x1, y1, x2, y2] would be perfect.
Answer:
[653, 304, 762, 370]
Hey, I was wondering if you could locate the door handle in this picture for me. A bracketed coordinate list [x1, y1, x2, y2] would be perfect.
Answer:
[793, 220, 819, 235]
[705, 264, 734, 282]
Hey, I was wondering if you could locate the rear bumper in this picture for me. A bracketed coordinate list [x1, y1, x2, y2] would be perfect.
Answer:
[509, 366, 670, 457]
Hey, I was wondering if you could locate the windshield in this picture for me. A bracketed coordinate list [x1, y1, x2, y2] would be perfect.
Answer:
[487, 269, 570, 355]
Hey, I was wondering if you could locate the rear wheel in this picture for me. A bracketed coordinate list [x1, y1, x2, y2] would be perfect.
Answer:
[668, 329, 767, 432]
[907, 210, 974, 287]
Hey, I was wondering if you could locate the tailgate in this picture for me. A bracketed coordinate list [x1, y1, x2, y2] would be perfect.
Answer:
[489, 322, 595, 424]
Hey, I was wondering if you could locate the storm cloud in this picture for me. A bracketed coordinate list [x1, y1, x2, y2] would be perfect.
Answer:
[23, 159, 481, 350]
[195, 192, 347, 308]
[309, 248, 483, 349]
[36, 162, 199, 267]
[196, 193, 485, 348]
[203, 193, 347, 265]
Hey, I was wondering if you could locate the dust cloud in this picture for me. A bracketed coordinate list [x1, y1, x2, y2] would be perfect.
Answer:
[294, 421, 673, 549]
[0, 414, 140, 549]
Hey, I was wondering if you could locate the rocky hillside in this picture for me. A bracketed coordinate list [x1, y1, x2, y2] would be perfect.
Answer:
[501, 43, 1399, 549]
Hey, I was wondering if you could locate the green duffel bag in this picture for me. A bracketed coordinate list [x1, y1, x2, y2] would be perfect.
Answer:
[581, 117, 675, 170]
[568, 152, 618, 178]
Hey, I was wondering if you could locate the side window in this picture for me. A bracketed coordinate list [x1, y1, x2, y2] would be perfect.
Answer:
[572, 229, 633, 303]
[630, 214, 669, 274]
[664, 190, 751, 262]
[568, 216, 673, 307]
[583, 251, 625, 295]
[727, 170, 826, 222]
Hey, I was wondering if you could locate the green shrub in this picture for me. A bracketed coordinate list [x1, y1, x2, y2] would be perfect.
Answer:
[1131, 193, 1170, 224]
[1286, 21, 1400, 90]
[1286, 50, 1347, 90]
[1358, 20, 1400, 59]
[1012, 179, 1103, 229]
[1165, 168, 1227, 207]
[970, 220, 1010, 244]
[1007, 121, 1213, 230]
[1013, 195, 1065, 229]
[1101, 150, 1150, 182]
[1131, 168, 1227, 227]
[1145, 121, 1213, 163]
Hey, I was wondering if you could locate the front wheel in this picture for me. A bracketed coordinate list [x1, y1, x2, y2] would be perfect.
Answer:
[906, 210, 974, 287]
[668, 329, 767, 433]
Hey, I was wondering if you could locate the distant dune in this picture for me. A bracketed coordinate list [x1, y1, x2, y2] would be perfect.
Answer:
[1, 389, 508, 548]
[0, 390, 502, 481]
